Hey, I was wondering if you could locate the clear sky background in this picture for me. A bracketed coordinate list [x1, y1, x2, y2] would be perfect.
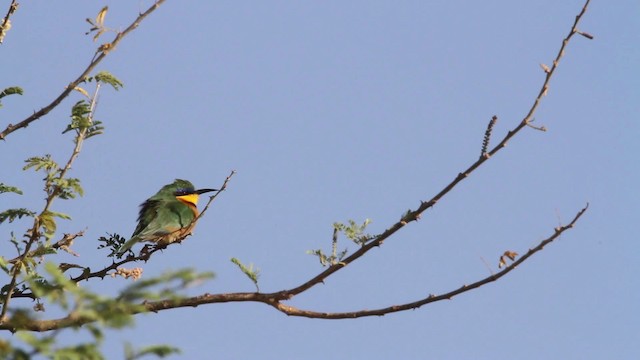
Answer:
[1, 1, 638, 359]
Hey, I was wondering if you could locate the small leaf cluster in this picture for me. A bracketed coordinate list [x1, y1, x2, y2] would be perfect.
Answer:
[0, 86, 23, 108]
[67, 70, 123, 139]
[23, 155, 84, 203]
[62, 100, 104, 140]
[334, 219, 373, 246]
[0, 183, 34, 225]
[124, 343, 181, 360]
[230, 258, 260, 291]
[308, 219, 374, 267]
[97, 233, 128, 258]
[91, 71, 124, 90]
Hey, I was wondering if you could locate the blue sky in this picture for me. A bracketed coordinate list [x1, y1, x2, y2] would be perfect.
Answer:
[1, 1, 638, 359]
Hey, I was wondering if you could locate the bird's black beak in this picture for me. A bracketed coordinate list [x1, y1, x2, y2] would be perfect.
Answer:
[195, 188, 218, 195]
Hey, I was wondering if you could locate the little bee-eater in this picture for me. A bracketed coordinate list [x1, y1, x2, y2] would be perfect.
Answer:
[118, 179, 217, 255]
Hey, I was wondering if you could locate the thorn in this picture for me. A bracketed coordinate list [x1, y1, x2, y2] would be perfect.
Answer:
[540, 63, 551, 74]
[577, 30, 594, 40]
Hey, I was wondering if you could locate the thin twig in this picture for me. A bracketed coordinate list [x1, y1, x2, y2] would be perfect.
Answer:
[0, 0, 166, 140]
[0, 0, 18, 44]
[197, 170, 236, 223]
[7, 230, 85, 265]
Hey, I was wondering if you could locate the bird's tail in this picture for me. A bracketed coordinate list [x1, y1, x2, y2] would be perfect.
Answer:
[116, 236, 139, 257]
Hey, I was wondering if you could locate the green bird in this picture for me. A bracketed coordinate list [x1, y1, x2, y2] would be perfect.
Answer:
[118, 179, 217, 256]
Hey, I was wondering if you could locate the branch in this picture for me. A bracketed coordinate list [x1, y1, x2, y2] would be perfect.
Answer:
[7, 230, 86, 265]
[67, 171, 236, 283]
[269, 204, 589, 319]
[0, 1, 593, 333]
[0, 0, 166, 140]
[279, 0, 593, 298]
[195, 170, 236, 224]
[1, 83, 105, 321]
[0, 204, 588, 331]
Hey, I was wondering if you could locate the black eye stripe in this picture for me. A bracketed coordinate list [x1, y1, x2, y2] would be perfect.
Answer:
[174, 188, 193, 196]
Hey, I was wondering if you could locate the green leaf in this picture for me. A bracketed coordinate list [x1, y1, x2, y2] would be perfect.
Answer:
[63, 100, 92, 135]
[62, 101, 105, 140]
[47, 210, 72, 220]
[125, 344, 181, 360]
[0, 183, 23, 195]
[53, 345, 103, 360]
[230, 258, 260, 291]
[23, 154, 58, 172]
[52, 177, 84, 200]
[31, 246, 57, 259]
[0, 86, 23, 99]
[0, 86, 23, 108]
[85, 120, 105, 139]
[39, 212, 57, 239]
[0, 256, 9, 273]
[334, 218, 373, 246]
[94, 71, 123, 90]
[97, 233, 127, 257]
[0, 208, 36, 224]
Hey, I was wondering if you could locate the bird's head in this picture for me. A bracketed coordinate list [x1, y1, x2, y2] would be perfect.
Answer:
[154, 179, 217, 205]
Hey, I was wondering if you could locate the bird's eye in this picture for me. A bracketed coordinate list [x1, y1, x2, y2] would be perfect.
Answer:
[175, 188, 188, 196]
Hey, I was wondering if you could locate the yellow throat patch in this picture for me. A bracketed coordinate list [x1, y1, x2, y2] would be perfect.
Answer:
[176, 193, 199, 206]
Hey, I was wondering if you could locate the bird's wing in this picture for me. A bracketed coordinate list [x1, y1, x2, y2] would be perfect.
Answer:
[118, 200, 166, 255]
[134, 200, 195, 240]
[130, 199, 161, 238]
[118, 200, 195, 255]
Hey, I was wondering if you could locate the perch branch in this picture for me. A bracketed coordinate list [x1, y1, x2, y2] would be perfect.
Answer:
[69, 171, 235, 282]
[0, 204, 588, 331]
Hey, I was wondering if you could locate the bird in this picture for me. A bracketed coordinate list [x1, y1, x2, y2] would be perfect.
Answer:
[117, 179, 217, 256]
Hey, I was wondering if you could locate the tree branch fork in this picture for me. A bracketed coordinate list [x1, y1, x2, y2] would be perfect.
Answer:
[0, 0, 592, 333]
[0, 203, 588, 332]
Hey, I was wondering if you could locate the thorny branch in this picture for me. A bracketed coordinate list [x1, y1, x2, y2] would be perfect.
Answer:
[0, 0, 592, 331]
[4, 171, 235, 301]
[0, 204, 589, 331]
[278, 0, 593, 299]
[0, 0, 165, 140]
[70, 171, 235, 283]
